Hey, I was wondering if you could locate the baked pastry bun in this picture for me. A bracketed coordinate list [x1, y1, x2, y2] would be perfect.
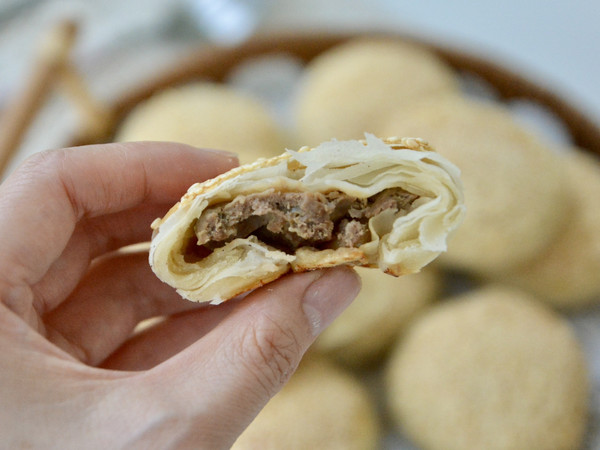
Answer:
[149, 135, 465, 303]
[231, 355, 381, 450]
[381, 96, 567, 275]
[115, 82, 287, 164]
[295, 38, 459, 145]
[315, 267, 441, 367]
[385, 285, 589, 450]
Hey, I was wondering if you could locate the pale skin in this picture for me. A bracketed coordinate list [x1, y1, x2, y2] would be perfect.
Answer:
[0, 142, 361, 449]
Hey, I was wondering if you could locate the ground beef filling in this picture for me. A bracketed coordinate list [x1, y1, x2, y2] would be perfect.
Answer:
[194, 188, 418, 253]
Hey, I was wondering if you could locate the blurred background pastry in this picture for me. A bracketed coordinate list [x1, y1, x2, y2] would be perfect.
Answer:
[115, 82, 287, 163]
[386, 285, 589, 450]
[498, 149, 600, 309]
[315, 267, 440, 367]
[232, 356, 381, 450]
[294, 38, 459, 146]
[381, 95, 568, 277]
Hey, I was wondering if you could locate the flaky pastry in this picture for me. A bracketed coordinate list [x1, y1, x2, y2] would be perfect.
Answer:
[149, 135, 464, 303]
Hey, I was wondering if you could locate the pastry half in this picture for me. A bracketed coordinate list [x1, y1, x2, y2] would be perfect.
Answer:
[149, 135, 465, 303]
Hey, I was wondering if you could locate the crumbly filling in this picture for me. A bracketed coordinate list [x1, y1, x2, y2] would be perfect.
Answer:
[194, 188, 418, 253]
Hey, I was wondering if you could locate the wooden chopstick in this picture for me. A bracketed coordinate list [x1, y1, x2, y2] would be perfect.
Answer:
[58, 61, 114, 144]
[0, 20, 78, 176]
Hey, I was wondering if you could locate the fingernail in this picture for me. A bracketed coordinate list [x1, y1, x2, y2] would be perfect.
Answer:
[302, 267, 361, 336]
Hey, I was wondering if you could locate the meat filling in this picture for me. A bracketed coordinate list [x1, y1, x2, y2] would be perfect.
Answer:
[194, 188, 418, 253]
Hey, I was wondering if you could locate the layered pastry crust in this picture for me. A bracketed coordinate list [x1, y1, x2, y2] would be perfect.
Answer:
[149, 135, 464, 303]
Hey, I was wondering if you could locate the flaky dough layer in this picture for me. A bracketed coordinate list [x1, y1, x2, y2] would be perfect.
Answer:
[149, 135, 464, 303]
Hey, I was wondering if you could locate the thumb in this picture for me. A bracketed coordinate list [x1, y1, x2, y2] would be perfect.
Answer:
[145, 266, 360, 447]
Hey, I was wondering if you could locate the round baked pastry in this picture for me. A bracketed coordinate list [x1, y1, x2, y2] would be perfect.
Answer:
[315, 266, 440, 367]
[500, 149, 600, 308]
[386, 285, 589, 450]
[115, 82, 286, 163]
[382, 96, 568, 276]
[232, 356, 380, 450]
[294, 38, 459, 145]
[149, 135, 465, 304]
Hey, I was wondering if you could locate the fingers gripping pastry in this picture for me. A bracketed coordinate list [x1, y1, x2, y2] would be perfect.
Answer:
[149, 135, 465, 304]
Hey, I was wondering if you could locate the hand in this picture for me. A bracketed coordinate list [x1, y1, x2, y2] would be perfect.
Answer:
[0, 142, 360, 449]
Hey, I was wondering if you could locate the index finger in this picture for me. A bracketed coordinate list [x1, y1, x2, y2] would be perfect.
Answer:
[0, 141, 238, 296]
